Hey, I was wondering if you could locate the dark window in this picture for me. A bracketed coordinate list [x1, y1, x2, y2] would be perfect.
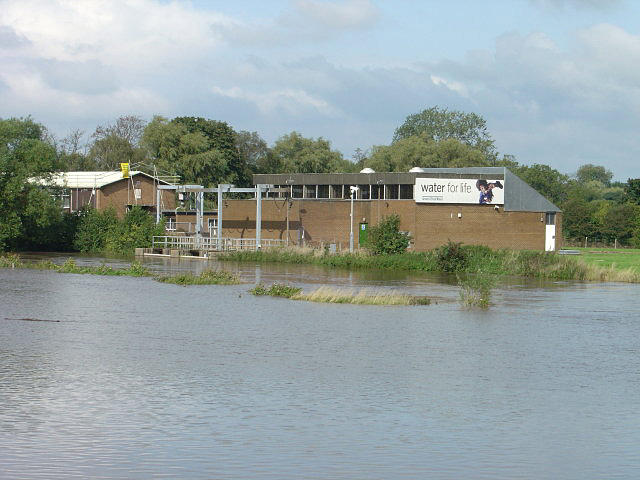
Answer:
[545, 213, 556, 225]
[292, 185, 303, 198]
[304, 185, 317, 198]
[330, 185, 343, 199]
[400, 184, 413, 199]
[358, 185, 370, 200]
[386, 184, 399, 200]
[317, 185, 329, 198]
[371, 184, 384, 199]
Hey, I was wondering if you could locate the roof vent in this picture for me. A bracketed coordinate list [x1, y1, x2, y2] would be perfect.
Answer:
[360, 167, 375, 173]
[409, 167, 427, 173]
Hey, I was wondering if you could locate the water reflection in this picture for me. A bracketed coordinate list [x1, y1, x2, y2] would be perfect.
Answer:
[1, 256, 639, 479]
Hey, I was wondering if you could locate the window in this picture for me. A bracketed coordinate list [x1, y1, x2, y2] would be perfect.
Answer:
[358, 185, 370, 200]
[400, 184, 413, 199]
[317, 185, 329, 198]
[386, 184, 399, 200]
[292, 185, 303, 198]
[330, 185, 344, 199]
[208, 218, 218, 235]
[545, 213, 556, 225]
[167, 217, 177, 231]
[371, 184, 384, 199]
[303, 185, 317, 198]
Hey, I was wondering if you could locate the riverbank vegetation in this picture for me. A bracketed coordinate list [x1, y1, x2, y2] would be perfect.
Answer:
[220, 243, 640, 283]
[155, 270, 240, 286]
[250, 283, 431, 306]
[0, 254, 240, 285]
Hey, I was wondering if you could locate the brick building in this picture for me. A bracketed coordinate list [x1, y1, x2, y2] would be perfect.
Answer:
[48, 171, 175, 218]
[165, 167, 562, 252]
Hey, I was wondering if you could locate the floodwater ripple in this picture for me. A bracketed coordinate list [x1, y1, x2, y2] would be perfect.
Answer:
[0, 257, 639, 479]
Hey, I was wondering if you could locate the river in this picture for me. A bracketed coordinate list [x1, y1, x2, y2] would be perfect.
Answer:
[1, 254, 639, 479]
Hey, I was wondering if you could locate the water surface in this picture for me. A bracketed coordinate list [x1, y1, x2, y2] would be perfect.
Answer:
[1, 256, 638, 479]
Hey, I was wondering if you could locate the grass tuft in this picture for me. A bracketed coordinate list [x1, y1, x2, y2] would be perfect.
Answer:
[457, 271, 496, 309]
[155, 269, 240, 286]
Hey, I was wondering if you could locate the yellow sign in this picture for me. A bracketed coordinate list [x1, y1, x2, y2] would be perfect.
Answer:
[120, 163, 130, 178]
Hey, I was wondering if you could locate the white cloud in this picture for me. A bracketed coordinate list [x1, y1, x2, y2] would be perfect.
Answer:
[291, 0, 379, 30]
[211, 85, 336, 116]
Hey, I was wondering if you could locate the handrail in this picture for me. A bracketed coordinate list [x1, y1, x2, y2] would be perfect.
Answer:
[152, 236, 285, 251]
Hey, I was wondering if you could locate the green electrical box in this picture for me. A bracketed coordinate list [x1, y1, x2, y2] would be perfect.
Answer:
[359, 222, 368, 246]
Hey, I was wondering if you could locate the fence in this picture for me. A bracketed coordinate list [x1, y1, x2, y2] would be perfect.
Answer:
[152, 236, 285, 251]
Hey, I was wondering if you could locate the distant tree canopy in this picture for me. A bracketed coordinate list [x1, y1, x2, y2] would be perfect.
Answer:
[268, 131, 352, 173]
[393, 106, 496, 160]
[142, 116, 246, 187]
[575, 163, 613, 187]
[364, 135, 489, 172]
[88, 116, 148, 170]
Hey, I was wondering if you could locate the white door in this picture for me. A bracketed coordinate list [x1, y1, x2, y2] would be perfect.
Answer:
[545, 213, 556, 251]
[545, 224, 556, 251]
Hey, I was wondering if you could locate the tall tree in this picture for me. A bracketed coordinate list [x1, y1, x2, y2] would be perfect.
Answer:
[365, 135, 488, 172]
[235, 130, 269, 176]
[393, 106, 496, 160]
[270, 132, 350, 173]
[575, 164, 613, 187]
[0, 117, 62, 251]
[142, 116, 242, 186]
[89, 116, 148, 170]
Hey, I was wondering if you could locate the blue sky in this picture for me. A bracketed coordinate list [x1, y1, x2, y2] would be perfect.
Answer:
[1, 0, 639, 180]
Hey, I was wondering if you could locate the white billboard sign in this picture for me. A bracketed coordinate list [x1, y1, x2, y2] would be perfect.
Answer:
[414, 178, 505, 205]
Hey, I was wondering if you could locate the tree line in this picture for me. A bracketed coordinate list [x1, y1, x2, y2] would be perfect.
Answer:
[2, 107, 640, 251]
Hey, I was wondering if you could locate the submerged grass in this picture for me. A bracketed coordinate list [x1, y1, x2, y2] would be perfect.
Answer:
[457, 272, 496, 309]
[219, 246, 640, 283]
[155, 269, 240, 286]
[250, 282, 430, 306]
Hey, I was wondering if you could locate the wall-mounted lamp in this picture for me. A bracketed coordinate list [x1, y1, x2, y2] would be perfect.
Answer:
[494, 205, 500, 211]
[458, 212, 462, 219]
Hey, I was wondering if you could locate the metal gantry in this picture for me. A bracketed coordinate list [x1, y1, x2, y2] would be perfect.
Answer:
[156, 183, 273, 251]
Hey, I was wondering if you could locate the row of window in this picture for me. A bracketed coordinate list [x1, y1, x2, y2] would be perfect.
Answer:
[265, 184, 415, 200]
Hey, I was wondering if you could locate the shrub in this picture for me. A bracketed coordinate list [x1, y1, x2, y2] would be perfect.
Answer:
[104, 207, 165, 254]
[250, 283, 302, 298]
[367, 214, 411, 255]
[435, 240, 468, 272]
[73, 207, 119, 252]
[457, 271, 496, 309]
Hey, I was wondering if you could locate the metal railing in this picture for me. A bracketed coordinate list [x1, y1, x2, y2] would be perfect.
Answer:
[152, 236, 285, 251]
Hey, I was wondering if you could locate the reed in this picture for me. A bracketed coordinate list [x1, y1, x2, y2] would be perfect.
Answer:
[293, 286, 431, 306]
[250, 283, 302, 297]
[457, 272, 496, 309]
[155, 269, 240, 286]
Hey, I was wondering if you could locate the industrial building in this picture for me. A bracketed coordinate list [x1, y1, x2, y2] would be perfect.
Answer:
[162, 167, 562, 252]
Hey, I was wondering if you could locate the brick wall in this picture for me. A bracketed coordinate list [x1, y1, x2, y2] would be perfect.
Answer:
[212, 199, 562, 251]
[97, 175, 175, 218]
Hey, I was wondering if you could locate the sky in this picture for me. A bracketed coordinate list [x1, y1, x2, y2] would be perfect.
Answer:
[1, 0, 639, 180]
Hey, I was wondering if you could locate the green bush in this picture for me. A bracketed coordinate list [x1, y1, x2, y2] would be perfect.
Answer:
[435, 240, 468, 272]
[73, 207, 119, 252]
[367, 214, 411, 255]
[250, 283, 302, 298]
[104, 207, 165, 254]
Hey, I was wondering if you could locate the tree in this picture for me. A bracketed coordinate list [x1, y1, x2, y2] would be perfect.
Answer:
[367, 214, 411, 255]
[575, 164, 613, 186]
[0, 117, 62, 251]
[393, 106, 496, 160]
[141, 115, 238, 186]
[512, 163, 569, 205]
[365, 135, 489, 172]
[174, 116, 247, 185]
[58, 129, 96, 171]
[235, 130, 269, 176]
[270, 132, 350, 173]
[625, 178, 640, 204]
[89, 116, 148, 170]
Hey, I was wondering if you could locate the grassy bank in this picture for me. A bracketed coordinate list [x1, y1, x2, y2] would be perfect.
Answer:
[572, 247, 640, 273]
[220, 245, 640, 283]
[250, 283, 431, 306]
[0, 254, 241, 285]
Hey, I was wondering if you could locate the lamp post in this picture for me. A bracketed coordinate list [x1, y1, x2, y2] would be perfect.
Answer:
[349, 186, 359, 252]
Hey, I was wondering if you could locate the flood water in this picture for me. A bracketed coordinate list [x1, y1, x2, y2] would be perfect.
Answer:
[1, 254, 639, 479]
